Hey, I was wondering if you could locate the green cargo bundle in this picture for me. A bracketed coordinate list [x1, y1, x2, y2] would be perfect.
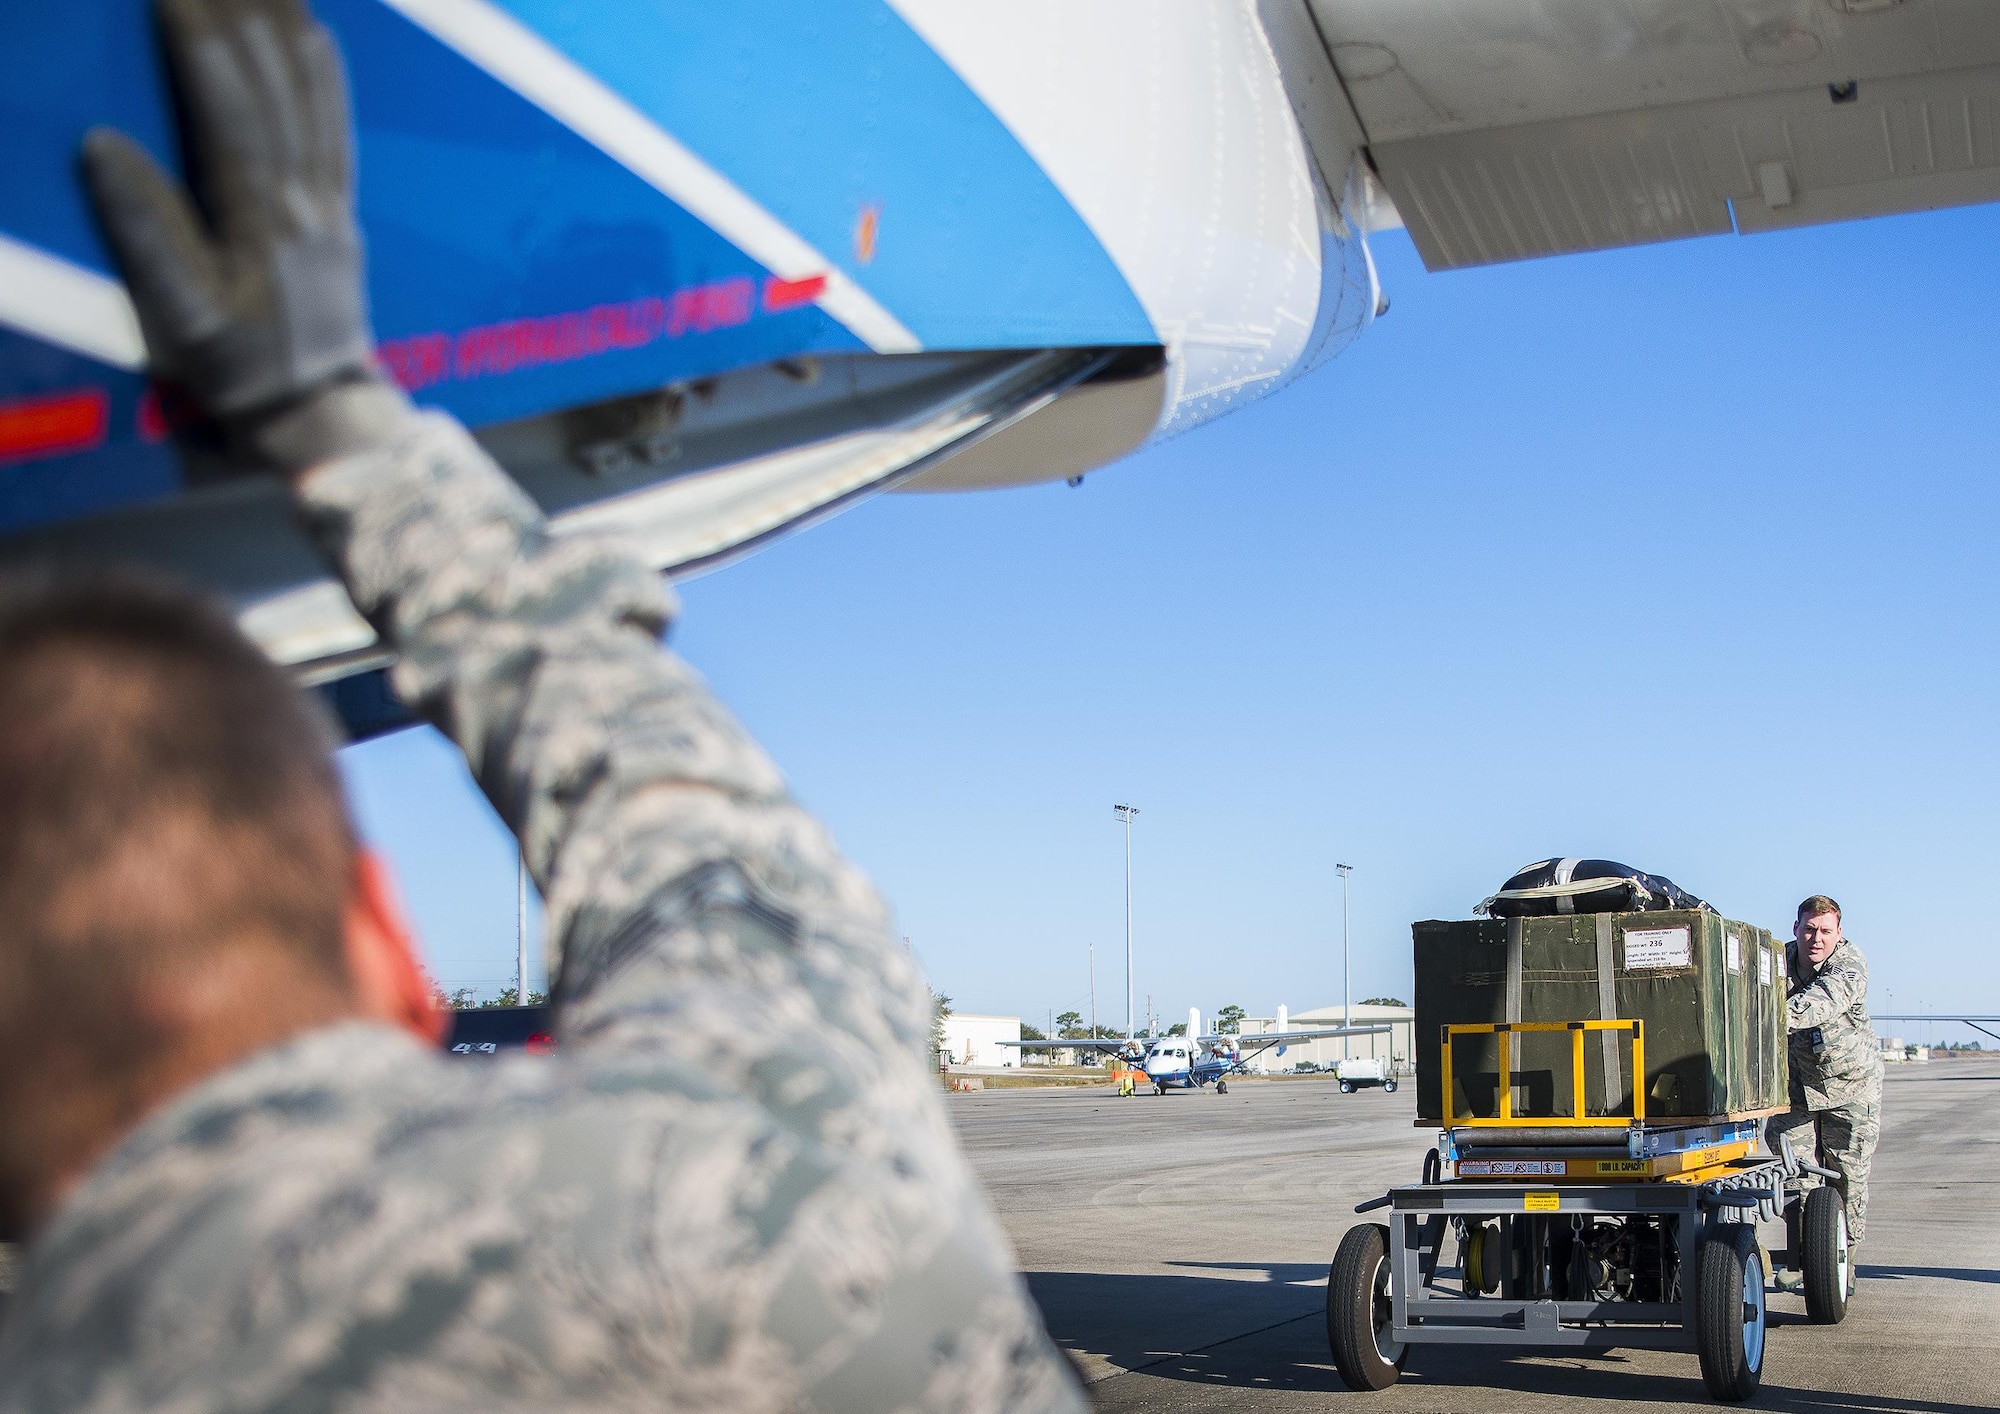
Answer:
[1413, 910, 1788, 1126]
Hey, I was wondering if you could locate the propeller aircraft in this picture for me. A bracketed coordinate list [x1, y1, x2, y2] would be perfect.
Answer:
[1006, 1006, 1390, 1095]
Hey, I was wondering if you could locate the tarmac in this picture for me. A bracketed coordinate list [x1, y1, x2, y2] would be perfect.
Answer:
[952, 1059, 2000, 1413]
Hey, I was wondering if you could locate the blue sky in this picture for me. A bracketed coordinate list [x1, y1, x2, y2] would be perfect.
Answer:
[342, 205, 2000, 1045]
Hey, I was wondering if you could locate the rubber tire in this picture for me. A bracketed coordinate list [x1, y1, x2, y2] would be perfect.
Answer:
[1800, 1185, 1851, 1325]
[1340, 1080, 1355, 1094]
[1383, 1078, 1398, 1093]
[1327, 1223, 1407, 1391]
[1462, 1222, 1499, 1295]
[1216, 1079, 1228, 1094]
[1695, 1223, 1767, 1402]
[1154, 1083, 1165, 1096]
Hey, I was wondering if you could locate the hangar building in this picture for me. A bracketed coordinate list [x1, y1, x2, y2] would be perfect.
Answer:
[940, 1013, 1022, 1068]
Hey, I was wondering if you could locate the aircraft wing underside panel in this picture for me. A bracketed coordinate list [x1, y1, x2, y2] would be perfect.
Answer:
[1296, 0, 2000, 270]
[1375, 62, 2000, 270]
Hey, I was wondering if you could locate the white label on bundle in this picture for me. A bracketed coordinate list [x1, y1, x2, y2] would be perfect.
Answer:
[1624, 926, 1692, 970]
[1776, 947, 1786, 979]
[1727, 935, 1742, 972]
[1760, 947, 1774, 985]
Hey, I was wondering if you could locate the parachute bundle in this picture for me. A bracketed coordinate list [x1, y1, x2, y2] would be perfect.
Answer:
[1475, 858, 1710, 918]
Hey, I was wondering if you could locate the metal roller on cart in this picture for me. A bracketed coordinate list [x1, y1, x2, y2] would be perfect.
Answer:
[1328, 1018, 1849, 1403]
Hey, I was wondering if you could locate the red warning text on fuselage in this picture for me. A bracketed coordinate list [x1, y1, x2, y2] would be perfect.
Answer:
[378, 272, 798, 395]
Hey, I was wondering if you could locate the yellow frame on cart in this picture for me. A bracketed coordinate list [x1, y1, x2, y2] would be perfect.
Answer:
[1440, 1019, 1644, 1128]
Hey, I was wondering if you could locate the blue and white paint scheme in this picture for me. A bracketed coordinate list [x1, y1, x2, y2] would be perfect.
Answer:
[12, 1, 1990, 681]
[0, 0, 1382, 679]
[1006, 1007, 1389, 1095]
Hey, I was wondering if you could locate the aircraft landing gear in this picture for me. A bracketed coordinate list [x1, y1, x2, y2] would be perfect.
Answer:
[1217, 1079, 1228, 1094]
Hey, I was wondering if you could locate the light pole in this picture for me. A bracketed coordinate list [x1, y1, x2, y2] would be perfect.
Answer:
[1336, 862, 1353, 1060]
[1115, 804, 1140, 1040]
[1088, 938, 1096, 1041]
[516, 847, 529, 1006]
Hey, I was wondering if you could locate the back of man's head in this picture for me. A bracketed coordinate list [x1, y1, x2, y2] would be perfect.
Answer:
[0, 570, 361, 1228]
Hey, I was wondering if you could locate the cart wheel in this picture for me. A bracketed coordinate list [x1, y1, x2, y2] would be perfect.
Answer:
[1695, 1223, 1766, 1402]
[1383, 1078, 1398, 1093]
[1462, 1221, 1500, 1295]
[1327, 1223, 1407, 1391]
[1340, 1080, 1355, 1094]
[1800, 1186, 1850, 1325]
[1217, 1079, 1228, 1094]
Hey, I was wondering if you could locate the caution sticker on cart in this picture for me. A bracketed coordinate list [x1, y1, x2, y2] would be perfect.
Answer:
[1523, 1191, 1561, 1212]
[1457, 1160, 1565, 1177]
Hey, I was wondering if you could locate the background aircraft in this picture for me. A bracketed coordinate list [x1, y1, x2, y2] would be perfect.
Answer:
[6, 1, 1998, 728]
[1873, 1014, 2000, 1045]
[1008, 1007, 1389, 1094]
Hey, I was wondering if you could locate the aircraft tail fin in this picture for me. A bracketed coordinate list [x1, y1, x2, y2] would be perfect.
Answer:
[1189, 1007, 1201, 1045]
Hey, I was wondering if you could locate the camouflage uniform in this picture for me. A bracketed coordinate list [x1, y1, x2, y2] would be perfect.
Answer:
[1767, 936, 1882, 1243]
[0, 410, 1085, 1414]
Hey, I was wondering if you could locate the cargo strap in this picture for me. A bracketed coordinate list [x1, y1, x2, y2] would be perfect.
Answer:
[1595, 913, 1624, 1104]
[1553, 857, 1580, 914]
[1504, 919, 1523, 1024]
[1475, 875, 1658, 915]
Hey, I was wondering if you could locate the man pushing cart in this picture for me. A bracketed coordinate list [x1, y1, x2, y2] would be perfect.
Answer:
[1328, 870, 1863, 1403]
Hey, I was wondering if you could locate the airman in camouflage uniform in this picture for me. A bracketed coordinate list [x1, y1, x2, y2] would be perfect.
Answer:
[0, 2, 1085, 1410]
[1767, 895, 1882, 1250]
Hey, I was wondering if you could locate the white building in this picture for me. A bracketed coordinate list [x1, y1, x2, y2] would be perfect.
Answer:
[941, 1013, 1022, 1068]
[1236, 1003, 1416, 1074]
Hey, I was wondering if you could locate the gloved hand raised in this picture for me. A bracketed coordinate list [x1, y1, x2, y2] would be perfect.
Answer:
[81, 0, 408, 473]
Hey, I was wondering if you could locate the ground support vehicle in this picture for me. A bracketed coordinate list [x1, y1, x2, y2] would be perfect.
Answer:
[1335, 1057, 1398, 1094]
[1329, 1020, 1842, 1403]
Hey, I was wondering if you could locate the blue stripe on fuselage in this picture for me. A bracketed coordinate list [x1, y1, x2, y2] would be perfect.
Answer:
[0, 0, 1154, 535]
[0, 0, 865, 530]
[485, 0, 1156, 352]
[324, 0, 867, 427]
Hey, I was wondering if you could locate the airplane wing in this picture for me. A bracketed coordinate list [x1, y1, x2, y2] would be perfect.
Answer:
[1261, 0, 2000, 271]
[1209, 1025, 1392, 1051]
[1874, 1013, 2000, 1042]
[995, 1038, 1145, 1052]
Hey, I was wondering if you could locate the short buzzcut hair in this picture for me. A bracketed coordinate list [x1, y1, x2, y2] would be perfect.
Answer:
[0, 569, 358, 1067]
[1797, 894, 1842, 922]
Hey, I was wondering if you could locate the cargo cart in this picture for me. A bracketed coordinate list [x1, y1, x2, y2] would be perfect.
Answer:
[1328, 1020, 1851, 1403]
